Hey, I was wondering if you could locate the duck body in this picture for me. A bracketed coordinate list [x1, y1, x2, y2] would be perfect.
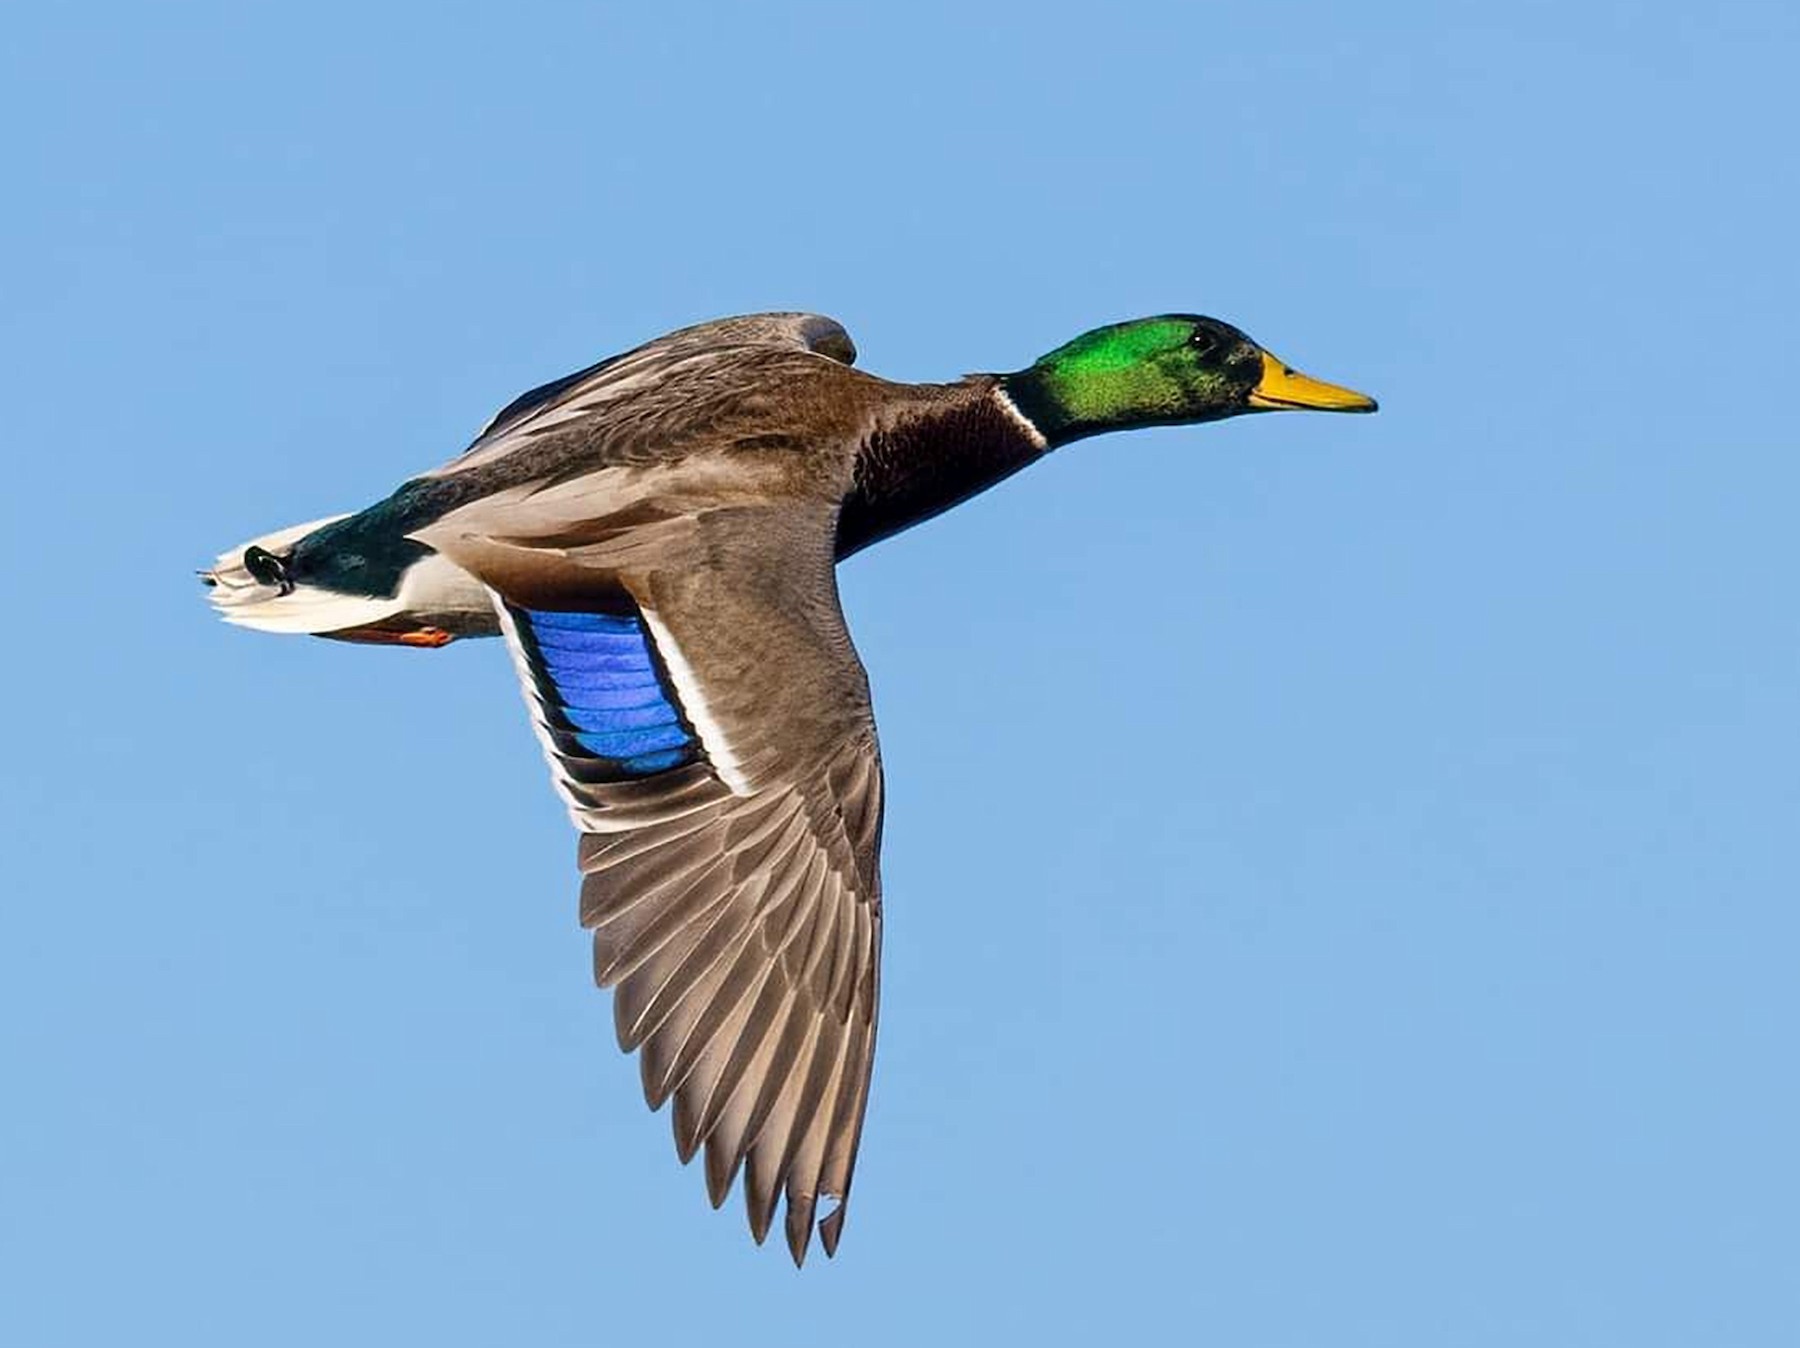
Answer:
[204, 310, 1374, 1262]
[212, 316, 1054, 641]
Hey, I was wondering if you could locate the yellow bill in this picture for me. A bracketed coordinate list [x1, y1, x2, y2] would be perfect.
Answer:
[1247, 350, 1378, 413]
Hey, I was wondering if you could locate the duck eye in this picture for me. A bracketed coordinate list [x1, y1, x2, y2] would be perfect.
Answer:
[1188, 330, 1219, 358]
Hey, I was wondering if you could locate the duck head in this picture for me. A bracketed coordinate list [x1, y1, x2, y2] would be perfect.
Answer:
[1001, 315, 1376, 446]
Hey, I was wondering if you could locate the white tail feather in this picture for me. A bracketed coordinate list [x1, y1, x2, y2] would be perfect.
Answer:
[204, 515, 497, 640]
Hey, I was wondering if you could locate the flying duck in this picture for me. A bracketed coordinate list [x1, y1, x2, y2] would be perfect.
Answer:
[205, 311, 1375, 1264]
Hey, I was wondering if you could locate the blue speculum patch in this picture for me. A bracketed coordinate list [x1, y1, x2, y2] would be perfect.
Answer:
[517, 607, 697, 777]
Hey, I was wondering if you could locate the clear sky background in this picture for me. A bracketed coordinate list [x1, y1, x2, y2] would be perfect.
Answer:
[4, 2, 1797, 1344]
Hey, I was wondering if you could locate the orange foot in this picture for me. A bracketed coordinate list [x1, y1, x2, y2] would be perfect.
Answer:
[326, 624, 456, 648]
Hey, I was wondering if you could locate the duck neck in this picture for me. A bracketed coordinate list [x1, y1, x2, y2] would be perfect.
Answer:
[836, 379, 1053, 559]
[994, 360, 1166, 446]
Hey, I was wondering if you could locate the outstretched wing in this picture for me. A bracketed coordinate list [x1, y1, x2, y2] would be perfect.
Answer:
[476, 503, 882, 1266]
[449, 312, 858, 473]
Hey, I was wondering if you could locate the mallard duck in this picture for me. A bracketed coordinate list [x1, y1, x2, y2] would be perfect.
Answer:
[204, 311, 1375, 1264]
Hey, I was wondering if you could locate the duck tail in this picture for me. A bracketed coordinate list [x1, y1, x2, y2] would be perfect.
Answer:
[204, 514, 408, 637]
[202, 515, 496, 646]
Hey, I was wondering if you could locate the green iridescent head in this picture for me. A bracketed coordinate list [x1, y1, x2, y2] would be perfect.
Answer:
[1001, 314, 1376, 446]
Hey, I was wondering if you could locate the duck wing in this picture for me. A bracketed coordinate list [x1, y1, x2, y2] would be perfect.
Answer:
[445, 311, 858, 476]
[463, 500, 882, 1266]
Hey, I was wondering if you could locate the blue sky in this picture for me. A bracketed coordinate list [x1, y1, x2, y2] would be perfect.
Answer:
[4, 1, 1797, 1343]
